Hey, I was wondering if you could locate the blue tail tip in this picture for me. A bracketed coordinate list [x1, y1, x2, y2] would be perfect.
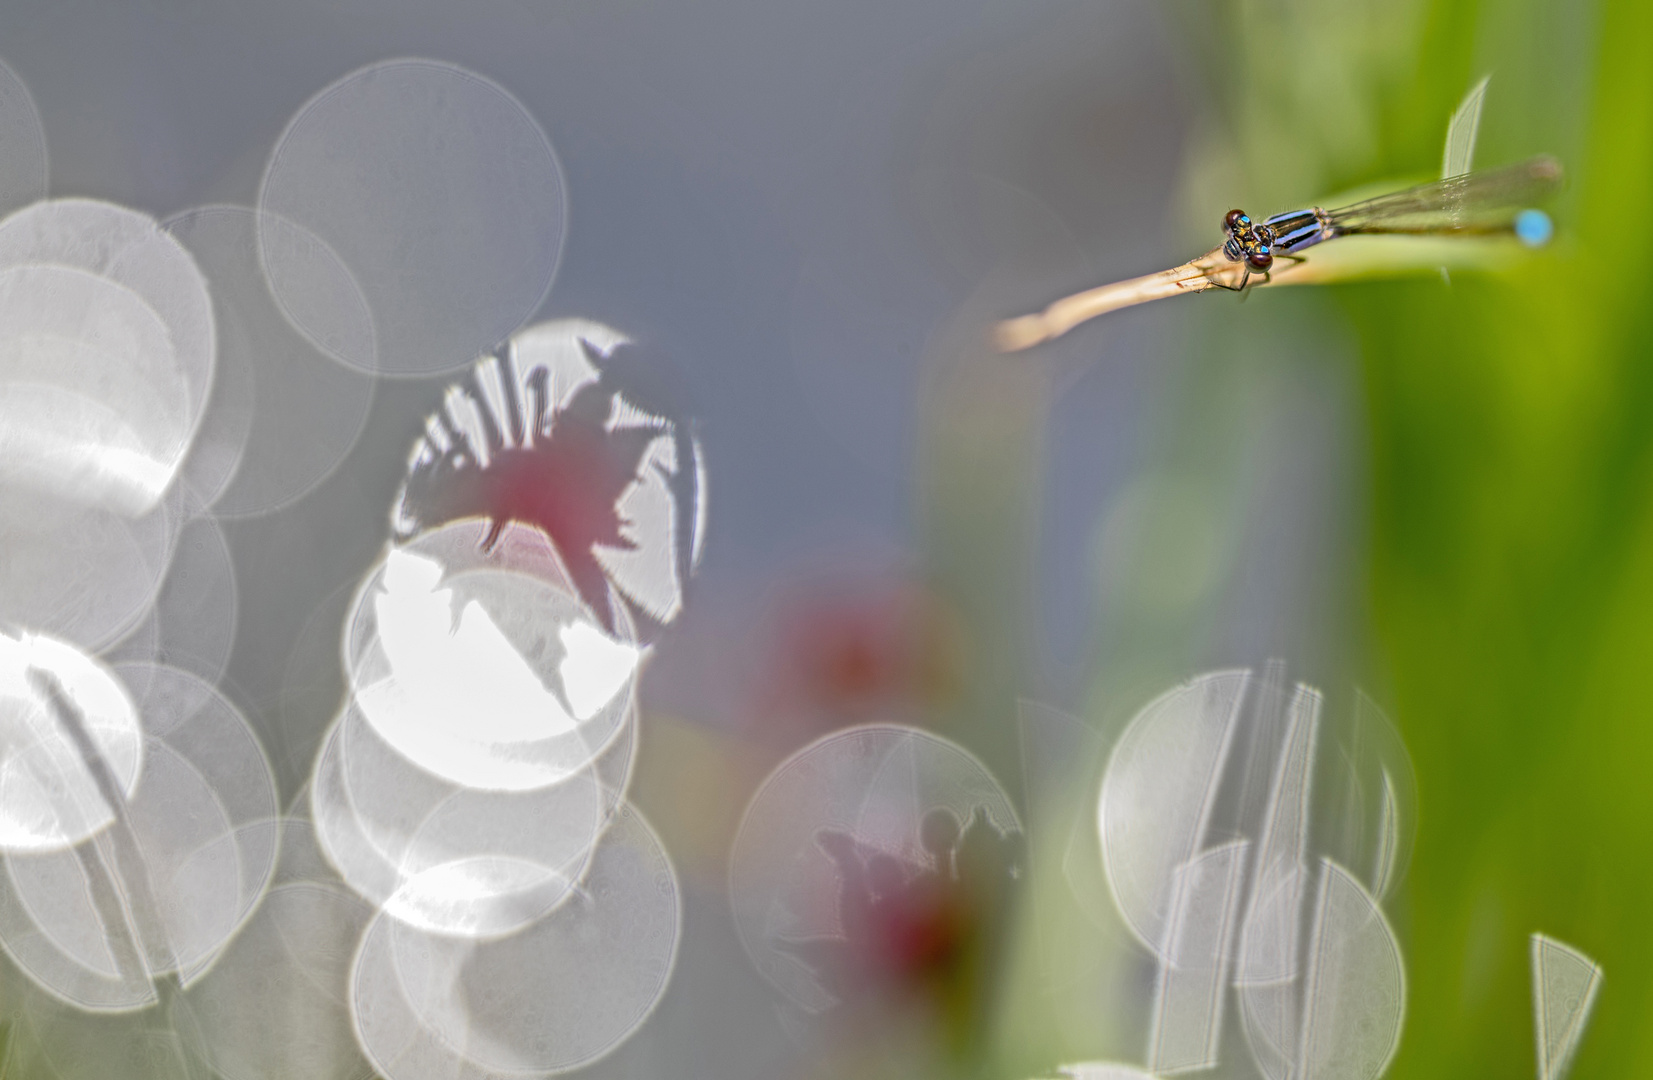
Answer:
[1515, 208, 1553, 248]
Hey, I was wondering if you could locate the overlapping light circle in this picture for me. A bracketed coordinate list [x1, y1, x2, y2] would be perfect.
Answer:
[0, 630, 143, 852]
[300, 527, 680, 1076]
[310, 701, 635, 938]
[0, 463, 180, 652]
[163, 206, 376, 517]
[1093, 668, 1412, 1079]
[0, 195, 219, 653]
[0, 48, 687, 1080]
[729, 724, 1023, 1015]
[103, 496, 239, 689]
[258, 59, 566, 377]
[0, 57, 47, 218]
[340, 521, 640, 792]
[352, 804, 680, 1079]
[318, 522, 641, 910]
[0, 58, 290, 1022]
[0, 201, 215, 516]
[178, 880, 378, 1080]
[0, 200, 215, 426]
[0, 657, 277, 1011]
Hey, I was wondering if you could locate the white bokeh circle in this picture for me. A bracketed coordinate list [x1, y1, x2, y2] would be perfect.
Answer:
[258, 59, 565, 377]
[728, 724, 1022, 1013]
[352, 803, 680, 1078]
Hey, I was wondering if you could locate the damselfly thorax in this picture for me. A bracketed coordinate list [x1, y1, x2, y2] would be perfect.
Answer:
[1217, 206, 1334, 289]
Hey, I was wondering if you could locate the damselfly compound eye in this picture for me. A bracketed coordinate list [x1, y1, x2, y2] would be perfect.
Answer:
[1247, 251, 1273, 270]
[1225, 209, 1247, 231]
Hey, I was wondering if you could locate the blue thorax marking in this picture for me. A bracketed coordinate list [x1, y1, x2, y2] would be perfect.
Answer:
[1263, 208, 1328, 253]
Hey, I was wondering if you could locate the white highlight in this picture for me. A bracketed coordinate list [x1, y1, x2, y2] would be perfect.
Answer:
[0, 265, 190, 515]
[370, 549, 580, 744]
[0, 663, 277, 1012]
[514, 318, 628, 419]
[352, 804, 680, 1077]
[0, 51, 684, 1077]
[559, 619, 641, 722]
[0, 630, 142, 852]
[1531, 933, 1603, 1080]
[1296, 861, 1406, 1080]
[0, 199, 216, 430]
[1099, 670, 1248, 958]
[344, 522, 639, 793]
[1442, 75, 1490, 180]
[1148, 841, 1249, 1073]
[1372, 769, 1401, 901]
[310, 518, 645, 944]
[1236, 684, 1321, 987]
[0, 482, 177, 651]
[1089, 667, 1417, 1080]
[594, 432, 685, 625]
[0, 382, 175, 516]
[1060, 1066, 1163, 1080]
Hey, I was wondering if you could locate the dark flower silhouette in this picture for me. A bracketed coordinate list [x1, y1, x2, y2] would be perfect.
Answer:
[395, 336, 700, 636]
[775, 806, 1023, 1062]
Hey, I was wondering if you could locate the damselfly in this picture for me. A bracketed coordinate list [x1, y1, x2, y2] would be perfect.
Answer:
[995, 154, 1562, 352]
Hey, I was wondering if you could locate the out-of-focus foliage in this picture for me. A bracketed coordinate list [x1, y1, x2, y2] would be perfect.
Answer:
[917, 0, 1648, 1075]
[1182, 0, 1653, 1076]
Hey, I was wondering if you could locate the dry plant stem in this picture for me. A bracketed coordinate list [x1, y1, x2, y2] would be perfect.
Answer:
[994, 245, 1281, 352]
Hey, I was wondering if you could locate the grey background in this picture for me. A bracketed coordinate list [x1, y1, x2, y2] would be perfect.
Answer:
[0, 0, 1362, 1074]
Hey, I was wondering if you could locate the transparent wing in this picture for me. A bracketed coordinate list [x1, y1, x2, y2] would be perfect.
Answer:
[1326, 156, 1562, 236]
[1442, 75, 1490, 179]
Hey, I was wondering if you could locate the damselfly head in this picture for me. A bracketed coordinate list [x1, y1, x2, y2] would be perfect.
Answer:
[1223, 209, 1275, 270]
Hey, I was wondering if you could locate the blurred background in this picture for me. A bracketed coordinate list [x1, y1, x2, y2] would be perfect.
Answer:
[0, 0, 1647, 1076]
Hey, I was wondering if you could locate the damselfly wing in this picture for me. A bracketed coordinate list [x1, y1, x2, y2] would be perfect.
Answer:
[995, 76, 1561, 352]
